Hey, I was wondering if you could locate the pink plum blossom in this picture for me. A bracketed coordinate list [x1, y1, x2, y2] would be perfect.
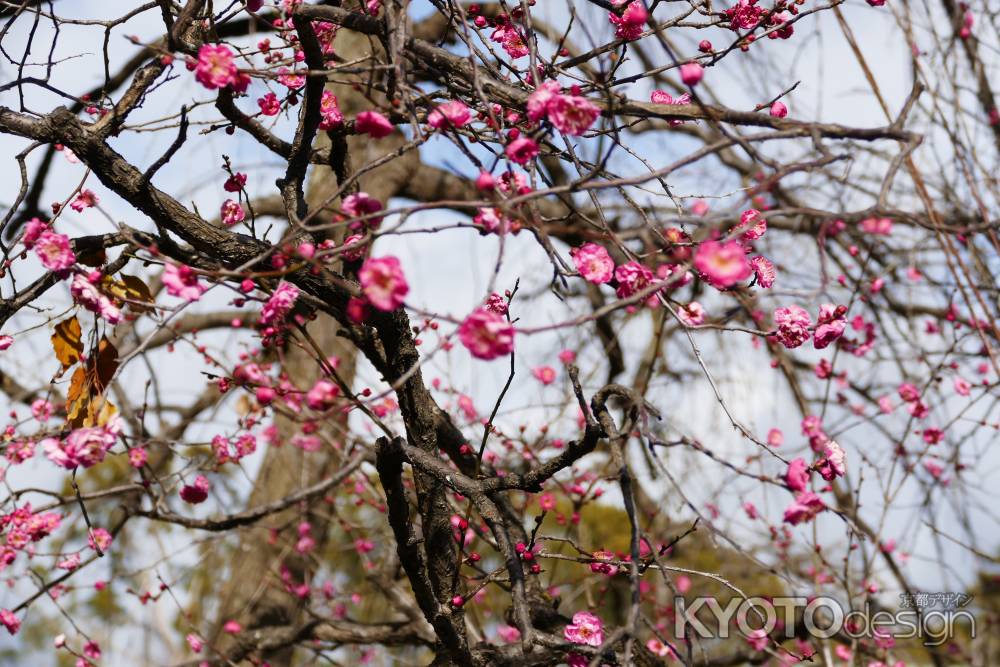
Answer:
[571, 243, 615, 284]
[359, 256, 409, 311]
[355, 110, 394, 138]
[458, 308, 515, 360]
[564, 611, 604, 646]
[694, 240, 750, 288]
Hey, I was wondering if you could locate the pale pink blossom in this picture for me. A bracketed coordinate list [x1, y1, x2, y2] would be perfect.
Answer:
[532, 366, 556, 385]
[277, 67, 306, 89]
[614, 261, 654, 299]
[306, 379, 340, 411]
[527, 81, 560, 121]
[746, 628, 769, 651]
[260, 281, 299, 326]
[88, 528, 112, 552]
[677, 301, 705, 327]
[319, 91, 343, 129]
[34, 230, 76, 272]
[657, 263, 693, 290]
[474, 207, 509, 234]
[221, 199, 245, 226]
[547, 94, 600, 136]
[860, 217, 893, 235]
[31, 399, 52, 421]
[497, 625, 521, 643]
[186, 633, 204, 653]
[128, 447, 148, 468]
[817, 441, 846, 481]
[646, 638, 677, 659]
[650, 90, 691, 126]
[458, 308, 515, 360]
[163, 264, 207, 301]
[43, 427, 117, 469]
[564, 611, 604, 646]
[922, 458, 944, 480]
[428, 100, 471, 129]
[732, 209, 767, 242]
[694, 240, 750, 288]
[571, 243, 614, 284]
[749, 255, 775, 288]
[501, 29, 530, 59]
[773, 305, 811, 348]
[359, 256, 409, 311]
[767, 428, 783, 447]
[954, 376, 971, 396]
[70, 274, 121, 324]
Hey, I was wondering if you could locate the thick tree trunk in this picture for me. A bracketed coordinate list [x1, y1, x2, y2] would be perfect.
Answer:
[208, 23, 420, 665]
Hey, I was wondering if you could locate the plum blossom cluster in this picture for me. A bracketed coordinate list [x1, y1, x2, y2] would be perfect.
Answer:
[526, 81, 601, 136]
[772, 303, 847, 350]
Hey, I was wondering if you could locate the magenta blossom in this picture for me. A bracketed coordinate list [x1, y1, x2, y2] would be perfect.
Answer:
[813, 303, 847, 349]
[680, 62, 704, 86]
[783, 492, 825, 525]
[342, 192, 384, 230]
[355, 110, 394, 138]
[505, 136, 540, 165]
[609, 1, 647, 41]
[195, 44, 239, 90]
[785, 458, 810, 492]
[180, 475, 210, 504]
